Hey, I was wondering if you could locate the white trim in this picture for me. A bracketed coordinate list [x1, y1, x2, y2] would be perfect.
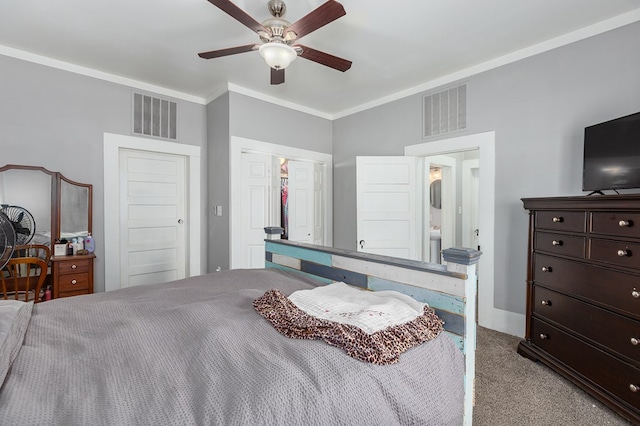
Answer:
[230, 136, 333, 269]
[103, 133, 201, 292]
[404, 132, 502, 332]
[0, 44, 206, 105]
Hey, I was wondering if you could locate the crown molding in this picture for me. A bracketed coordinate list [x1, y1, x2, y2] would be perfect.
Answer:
[332, 8, 640, 119]
[0, 44, 207, 105]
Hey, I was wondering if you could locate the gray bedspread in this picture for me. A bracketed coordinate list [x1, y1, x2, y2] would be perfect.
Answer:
[0, 269, 463, 425]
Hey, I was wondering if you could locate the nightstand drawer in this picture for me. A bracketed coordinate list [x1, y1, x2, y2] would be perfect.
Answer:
[589, 238, 640, 270]
[57, 273, 89, 292]
[536, 211, 586, 233]
[591, 212, 640, 238]
[57, 259, 91, 274]
[535, 232, 585, 259]
[532, 318, 640, 410]
[533, 254, 640, 320]
[533, 286, 640, 364]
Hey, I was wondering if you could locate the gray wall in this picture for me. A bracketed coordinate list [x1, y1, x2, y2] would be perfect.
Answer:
[0, 55, 208, 293]
[333, 21, 640, 317]
[207, 93, 230, 273]
[205, 91, 333, 271]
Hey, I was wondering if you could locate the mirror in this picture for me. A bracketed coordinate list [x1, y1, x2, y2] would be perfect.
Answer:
[430, 179, 442, 209]
[0, 164, 92, 247]
[60, 178, 91, 239]
[0, 166, 54, 246]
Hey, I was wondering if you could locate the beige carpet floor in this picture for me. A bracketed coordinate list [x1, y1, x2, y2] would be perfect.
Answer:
[473, 326, 634, 426]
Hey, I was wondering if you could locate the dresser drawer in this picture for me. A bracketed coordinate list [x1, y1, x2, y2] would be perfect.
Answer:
[535, 232, 585, 259]
[58, 289, 89, 299]
[533, 286, 640, 364]
[536, 211, 586, 233]
[56, 259, 91, 274]
[57, 273, 89, 292]
[533, 254, 640, 320]
[589, 238, 640, 270]
[532, 318, 640, 410]
[591, 212, 640, 238]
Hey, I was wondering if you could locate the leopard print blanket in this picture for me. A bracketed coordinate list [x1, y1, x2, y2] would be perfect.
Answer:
[253, 289, 444, 365]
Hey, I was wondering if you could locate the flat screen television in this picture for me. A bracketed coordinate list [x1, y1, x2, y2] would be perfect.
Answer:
[582, 111, 640, 192]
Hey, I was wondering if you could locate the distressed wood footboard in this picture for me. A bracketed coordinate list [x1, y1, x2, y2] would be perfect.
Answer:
[264, 239, 480, 426]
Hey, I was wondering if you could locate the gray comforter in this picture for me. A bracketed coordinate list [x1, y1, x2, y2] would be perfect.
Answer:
[0, 269, 463, 425]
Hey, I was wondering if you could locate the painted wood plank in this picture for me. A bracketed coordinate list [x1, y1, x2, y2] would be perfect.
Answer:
[368, 277, 465, 315]
[265, 261, 333, 284]
[271, 253, 301, 270]
[433, 308, 465, 337]
[265, 241, 333, 266]
[333, 254, 465, 297]
[300, 260, 368, 288]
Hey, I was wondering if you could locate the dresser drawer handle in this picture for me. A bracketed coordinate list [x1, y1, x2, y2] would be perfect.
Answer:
[541, 266, 552, 273]
[630, 384, 639, 393]
[71, 279, 77, 285]
[633, 290, 640, 299]
[539, 333, 549, 340]
[552, 240, 562, 246]
[552, 217, 563, 223]
[631, 337, 639, 346]
[71, 264, 77, 269]
[541, 300, 551, 306]
[617, 249, 629, 257]
[619, 220, 631, 227]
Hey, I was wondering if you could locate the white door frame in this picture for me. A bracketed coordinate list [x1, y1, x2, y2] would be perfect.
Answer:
[230, 136, 333, 269]
[405, 131, 524, 337]
[103, 133, 201, 292]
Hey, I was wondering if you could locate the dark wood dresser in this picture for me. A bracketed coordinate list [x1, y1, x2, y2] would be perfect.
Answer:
[518, 195, 640, 423]
[50, 254, 95, 299]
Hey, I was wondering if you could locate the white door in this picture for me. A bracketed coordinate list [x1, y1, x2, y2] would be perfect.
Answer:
[462, 159, 480, 250]
[288, 161, 324, 244]
[356, 156, 422, 260]
[239, 153, 279, 269]
[119, 149, 186, 287]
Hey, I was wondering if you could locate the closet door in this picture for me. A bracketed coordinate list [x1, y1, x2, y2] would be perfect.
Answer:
[287, 161, 317, 244]
[239, 153, 279, 269]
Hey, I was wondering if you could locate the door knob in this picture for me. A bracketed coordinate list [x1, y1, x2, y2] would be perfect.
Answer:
[359, 240, 365, 249]
[178, 219, 183, 224]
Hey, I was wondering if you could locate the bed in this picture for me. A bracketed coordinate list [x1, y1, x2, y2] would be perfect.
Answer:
[0, 240, 479, 425]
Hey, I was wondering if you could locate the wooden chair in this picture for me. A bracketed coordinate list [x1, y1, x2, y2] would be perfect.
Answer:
[1, 257, 48, 303]
[13, 244, 51, 264]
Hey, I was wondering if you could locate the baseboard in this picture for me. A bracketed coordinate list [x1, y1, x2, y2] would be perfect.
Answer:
[479, 308, 525, 338]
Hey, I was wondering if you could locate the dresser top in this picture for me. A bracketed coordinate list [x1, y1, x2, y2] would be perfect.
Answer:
[522, 194, 640, 210]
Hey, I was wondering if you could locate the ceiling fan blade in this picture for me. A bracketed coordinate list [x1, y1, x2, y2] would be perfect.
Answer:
[206, 0, 270, 36]
[296, 45, 351, 72]
[198, 44, 257, 59]
[285, 0, 345, 41]
[271, 68, 285, 85]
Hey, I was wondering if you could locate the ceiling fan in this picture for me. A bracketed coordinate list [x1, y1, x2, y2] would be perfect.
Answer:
[198, 0, 352, 85]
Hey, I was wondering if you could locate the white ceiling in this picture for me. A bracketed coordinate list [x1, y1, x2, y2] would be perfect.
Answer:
[1, 0, 639, 118]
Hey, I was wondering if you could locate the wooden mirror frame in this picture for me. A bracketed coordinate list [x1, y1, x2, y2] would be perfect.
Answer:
[0, 164, 92, 247]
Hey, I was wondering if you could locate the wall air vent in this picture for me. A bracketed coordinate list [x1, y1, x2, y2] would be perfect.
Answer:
[423, 83, 466, 138]
[132, 92, 178, 140]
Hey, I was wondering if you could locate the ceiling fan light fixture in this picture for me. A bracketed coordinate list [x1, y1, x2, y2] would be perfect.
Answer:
[259, 42, 297, 70]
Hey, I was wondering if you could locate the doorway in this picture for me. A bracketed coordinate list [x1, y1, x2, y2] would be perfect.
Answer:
[230, 136, 333, 269]
[103, 133, 201, 292]
[404, 131, 498, 331]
